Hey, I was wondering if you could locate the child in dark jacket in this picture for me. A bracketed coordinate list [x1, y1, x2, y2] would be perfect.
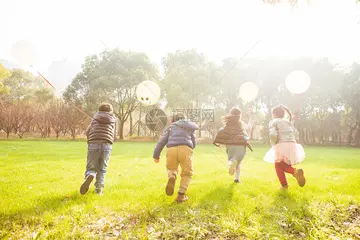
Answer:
[80, 103, 116, 195]
[213, 107, 254, 183]
[153, 113, 198, 203]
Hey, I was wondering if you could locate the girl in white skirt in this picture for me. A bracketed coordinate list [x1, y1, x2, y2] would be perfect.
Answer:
[264, 105, 306, 189]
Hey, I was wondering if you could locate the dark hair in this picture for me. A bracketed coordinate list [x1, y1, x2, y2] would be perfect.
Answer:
[223, 107, 242, 124]
[230, 107, 241, 116]
[99, 103, 113, 113]
[272, 106, 285, 118]
[272, 105, 292, 121]
[172, 112, 185, 122]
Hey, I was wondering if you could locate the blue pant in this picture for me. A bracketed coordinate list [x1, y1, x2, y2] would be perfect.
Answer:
[85, 143, 112, 189]
[226, 146, 246, 180]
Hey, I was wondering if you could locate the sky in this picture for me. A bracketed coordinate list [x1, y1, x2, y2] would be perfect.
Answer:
[1, 0, 360, 93]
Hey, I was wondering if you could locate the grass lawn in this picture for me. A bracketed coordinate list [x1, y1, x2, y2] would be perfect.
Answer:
[0, 141, 359, 239]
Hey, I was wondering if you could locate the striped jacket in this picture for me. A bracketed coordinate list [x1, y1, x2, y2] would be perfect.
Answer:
[86, 112, 116, 144]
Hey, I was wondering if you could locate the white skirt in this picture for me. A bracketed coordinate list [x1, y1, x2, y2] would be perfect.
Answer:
[264, 142, 305, 165]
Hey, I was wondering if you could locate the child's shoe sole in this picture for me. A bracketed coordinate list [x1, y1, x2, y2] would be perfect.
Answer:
[228, 161, 237, 176]
[80, 175, 94, 195]
[294, 169, 306, 187]
[165, 176, 176, 196]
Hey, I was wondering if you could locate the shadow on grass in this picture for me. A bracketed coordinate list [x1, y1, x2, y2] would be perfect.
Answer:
[196, 183, 236, 210]
[259, 189, 314, 238]
[1, 190, 92, 222]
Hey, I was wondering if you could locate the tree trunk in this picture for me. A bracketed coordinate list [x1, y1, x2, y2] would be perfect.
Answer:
[118, 120, 125, 140]
[136, 108, 142, 136]
[310, 129, 313, 142]
[129, 112, 133, 136]
[347, 126, 355, 146]
[355, 129, 360, 147]
[198, 109, 202, 138]
[299, 127, 305, 144]
[71, 129, 76, 140]
[339, 131, 342, 147]
[306, 129, 310, 143]
[320, 131, 324, 144]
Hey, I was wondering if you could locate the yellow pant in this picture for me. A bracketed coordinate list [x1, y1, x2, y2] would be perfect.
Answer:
[166, 145, 193, 194]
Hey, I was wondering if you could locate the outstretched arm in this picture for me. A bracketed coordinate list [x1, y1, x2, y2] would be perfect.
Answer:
[247, 112, 255, 134]
[280, 104, 293, 122]
[245, 104, 255, 134]
[153, 128, 170, 159]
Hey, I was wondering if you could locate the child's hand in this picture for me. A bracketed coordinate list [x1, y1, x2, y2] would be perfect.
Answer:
[154, 158, 160, 163]
[280, 104, 288, 110]
[247, 103, 256, 114]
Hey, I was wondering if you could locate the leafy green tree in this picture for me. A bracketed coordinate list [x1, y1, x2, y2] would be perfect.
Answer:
[64, 49, 159, 139]
[162, 49, 219, 109]
[0, 64, 11, 104]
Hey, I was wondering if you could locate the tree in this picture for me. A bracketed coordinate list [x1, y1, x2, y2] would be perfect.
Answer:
[12, 102, 35, 138]
[65, 105, 89, 140]
[48, 100, 68, 138]
[0, 104, 14, 138]
[64, 49, 159, 139]
[35, 106, 51, 138]
[0, 64, 10, 80]
[342, 63, 360, 146]
[0, 64, 11, 105]
[2, 69, 35, 102]
[162, 49, 220, 109]
[1, 69, 54, 104]
[263, 0, 311, 6]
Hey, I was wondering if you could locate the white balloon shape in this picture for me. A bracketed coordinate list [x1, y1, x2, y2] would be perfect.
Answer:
[11, 40, 37, 66]
[239, 82, 259, 102]
[285, 70, 311, 94]
[136, 80, 161, 106]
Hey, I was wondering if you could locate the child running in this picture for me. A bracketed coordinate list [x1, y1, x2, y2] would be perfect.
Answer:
[264, 105, 306, 189]
[213, 107, 254, 183]
[80, 103, 116, 195]
[153, 113, 199, 203]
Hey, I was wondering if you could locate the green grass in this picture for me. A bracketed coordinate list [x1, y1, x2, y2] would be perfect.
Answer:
[0, 141, 359, 239]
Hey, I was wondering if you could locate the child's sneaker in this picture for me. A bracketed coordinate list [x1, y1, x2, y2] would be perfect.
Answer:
[166, 175, 176, 196]
[293, 169, 306, 187]
[95, 188, 103, 196]
[80, 175, 94, 195]
[228, 160, 237, 176]
[176, 192, 188, 203]
[234, 179, 242, 183]
[279, 185, 288, 190]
